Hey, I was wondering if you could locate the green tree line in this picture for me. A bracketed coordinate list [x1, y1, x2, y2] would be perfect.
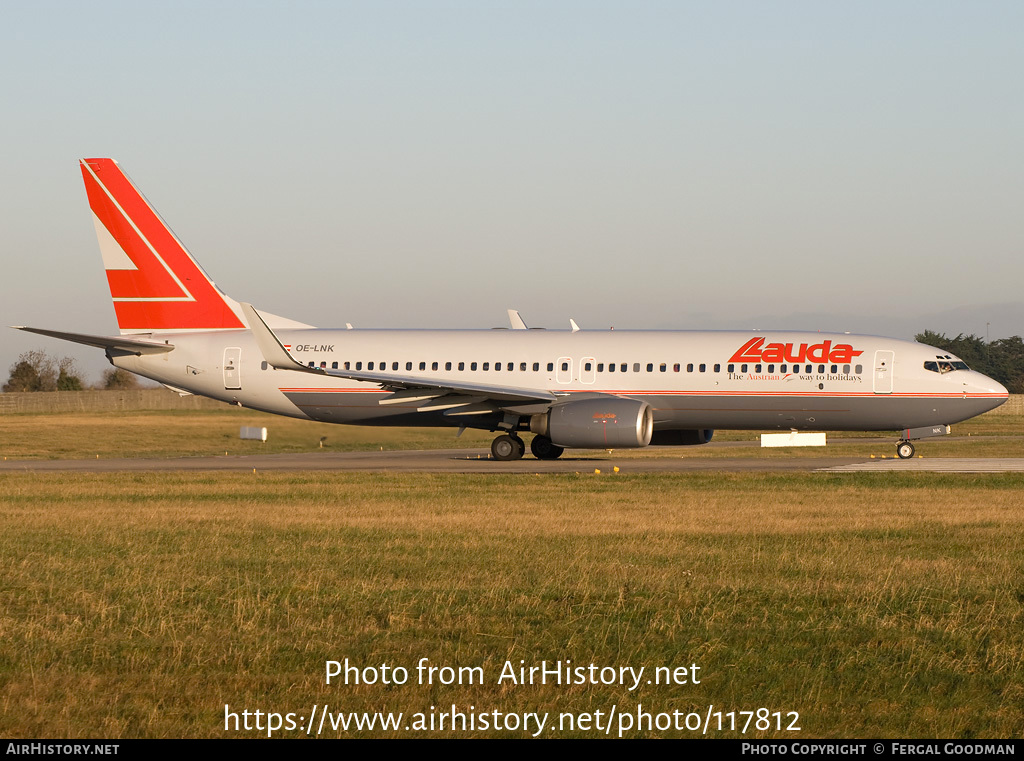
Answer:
[916, 331, 1024, 393]
[3, 350, 138, 392]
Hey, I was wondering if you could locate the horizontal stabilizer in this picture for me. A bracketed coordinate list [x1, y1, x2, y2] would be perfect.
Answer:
[11, 326, 174, 355]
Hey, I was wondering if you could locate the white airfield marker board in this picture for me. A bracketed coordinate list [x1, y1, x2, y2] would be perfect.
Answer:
[761, 432, 827, 448]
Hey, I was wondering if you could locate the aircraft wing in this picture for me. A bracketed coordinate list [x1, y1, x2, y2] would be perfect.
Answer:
[11, 326, 174, 355]
[241, 303, 558, 407]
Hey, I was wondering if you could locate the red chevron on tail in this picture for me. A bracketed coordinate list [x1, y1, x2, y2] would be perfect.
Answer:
[81, 158, 244, 333]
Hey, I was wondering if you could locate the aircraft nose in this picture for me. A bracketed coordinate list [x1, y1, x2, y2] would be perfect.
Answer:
[982, 374, 1008, 396]
[969, 372, 1009, 412]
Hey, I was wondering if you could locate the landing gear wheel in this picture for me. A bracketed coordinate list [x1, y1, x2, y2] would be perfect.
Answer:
[510, 434, 525, 460]
[491, 434, 524, 461]
[530, 435, 565, 460]
[897, 441, 915, 459]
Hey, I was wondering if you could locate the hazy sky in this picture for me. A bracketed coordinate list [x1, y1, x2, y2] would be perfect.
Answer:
[2, 1, 1022, 381]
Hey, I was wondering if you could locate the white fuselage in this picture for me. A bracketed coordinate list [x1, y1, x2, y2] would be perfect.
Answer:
[111, 328, 1008, 434]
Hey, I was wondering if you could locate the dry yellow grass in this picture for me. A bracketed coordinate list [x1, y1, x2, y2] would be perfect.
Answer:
[0, 409, 497, 459]
[1, 472, 1021, 738]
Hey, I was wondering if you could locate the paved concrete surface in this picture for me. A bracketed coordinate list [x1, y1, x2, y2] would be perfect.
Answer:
[1, 449, 1022, 474]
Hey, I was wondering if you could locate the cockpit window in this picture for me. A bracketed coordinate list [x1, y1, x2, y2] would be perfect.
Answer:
[924, 360, 969, 373]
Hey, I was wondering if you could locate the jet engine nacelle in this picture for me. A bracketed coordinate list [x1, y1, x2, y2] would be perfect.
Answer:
[531, 397, 654, 448]
[649, 429, 715, 446]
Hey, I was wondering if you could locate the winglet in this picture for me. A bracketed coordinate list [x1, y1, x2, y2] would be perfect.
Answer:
[241, 303, 321, 373]
[507, 309, 528, 330]
[569, 319, 580, 333]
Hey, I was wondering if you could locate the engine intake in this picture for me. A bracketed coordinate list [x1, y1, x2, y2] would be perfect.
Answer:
[531, 397, 654, 448]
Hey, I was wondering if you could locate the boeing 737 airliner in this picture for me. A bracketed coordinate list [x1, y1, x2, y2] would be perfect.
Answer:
[14, 159, 1009, 460]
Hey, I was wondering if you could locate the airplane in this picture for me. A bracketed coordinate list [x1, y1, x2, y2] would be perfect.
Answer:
[14, 158, 1010, 461]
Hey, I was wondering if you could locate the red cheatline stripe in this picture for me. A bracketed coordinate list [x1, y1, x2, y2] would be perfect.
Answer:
[280, 388, 390, 393]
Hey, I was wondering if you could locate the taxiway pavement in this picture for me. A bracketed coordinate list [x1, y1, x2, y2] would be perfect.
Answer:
[2, 449, 1023, 473]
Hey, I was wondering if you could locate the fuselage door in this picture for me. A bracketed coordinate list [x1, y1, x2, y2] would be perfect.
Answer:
[556, 356, 573, 384]
[223, 347, 242, 390]
[873, 350, 894, 394]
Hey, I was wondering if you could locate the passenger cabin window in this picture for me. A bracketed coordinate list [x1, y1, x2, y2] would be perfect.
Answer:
[646, 363, 653, 372]
[686, 363, 694, 372]
[368, 362, 375, 370]
[585, 362, 593, 371]
[855, 364, 863, 374]
[471, 362, 478, 371]
[419, 362, 426, 371]
[392, 362, 399, 371]
[332, 362, 338, 369]
[660, 363, 667, 372]
[483, 362, 490, 371]
[432, 362, 439, 371]
[633, 363, 640, 372]
[445, 362, 452, 371]
[673, 363, 680, 372]
[598, 363, 605, 372]
[547, 362, 554, 372]
[520, 363, 527, 372]
[562, 362, 570, 372]
[406, 362, 412, 371]
[355, 362, 362, 370]
[532, 363, 539, 371]
[699, 364, 706, 372]
[728, 364, 734, 373]
[609, 364, 616, 373]
[458, 362, 465, 371]
[714, 364, 720, 373]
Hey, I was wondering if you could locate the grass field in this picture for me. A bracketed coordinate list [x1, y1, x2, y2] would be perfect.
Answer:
[1, 471, 1022, 738]
[1, 403, 1021, 738]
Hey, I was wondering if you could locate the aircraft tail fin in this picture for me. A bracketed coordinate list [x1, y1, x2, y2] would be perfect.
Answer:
[80, 158, 246, 334]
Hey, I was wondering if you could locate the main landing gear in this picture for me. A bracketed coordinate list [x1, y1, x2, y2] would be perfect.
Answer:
[489, 434, 565, 461]
[530, 435, 564, 460]
[490, 434, 525, 461]
[896, 441, 915, 459]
